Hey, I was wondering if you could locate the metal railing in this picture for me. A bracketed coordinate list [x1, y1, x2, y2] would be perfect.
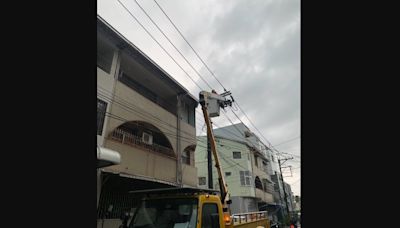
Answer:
[109, 128, 175, 158]
[231, 211, 268, 225]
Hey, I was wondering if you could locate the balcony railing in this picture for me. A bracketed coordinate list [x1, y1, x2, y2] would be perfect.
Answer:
[232, 211, 268, 225]
[109, 128, 175, 158]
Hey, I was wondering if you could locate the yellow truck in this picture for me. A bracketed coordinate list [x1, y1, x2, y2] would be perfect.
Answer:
[125, 187, 269, 228]
[121, 90, 270, 228]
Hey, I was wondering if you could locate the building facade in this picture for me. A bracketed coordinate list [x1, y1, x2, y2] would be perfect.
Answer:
[194, 123, 277, 220]
[97, 16, 198, 227]
[211, 123, 284, 223]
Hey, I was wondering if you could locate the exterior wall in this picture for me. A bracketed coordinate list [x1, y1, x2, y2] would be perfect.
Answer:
[255, 188, 274, 204]
[103, 139, 177, 184]
[230, 196, 258, 214]
[105, 81, 179, 153]
[180, 120, 197, 151]
[251, 153, 272, 183]
[97, 49, 119, 146]
[265, 150, 275, 176]
[99, 62, 198, 187]
[182, 164, 197, 187]
[213, 123, 276, 181]
[98, 16, 198, 190]
[195, 136, 255, 198]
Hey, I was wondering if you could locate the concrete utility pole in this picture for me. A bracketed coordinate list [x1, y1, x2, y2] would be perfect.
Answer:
[278, 157, 293, 221]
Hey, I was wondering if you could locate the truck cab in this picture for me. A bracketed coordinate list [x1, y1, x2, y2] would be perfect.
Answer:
[125, 188, 269, 228]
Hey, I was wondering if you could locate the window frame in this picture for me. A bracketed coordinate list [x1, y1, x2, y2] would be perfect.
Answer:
[182, 150, 191, 165]
[232, 151, 241, 159]
[198, 177, 206, 186]
[239, 171, 252, 186]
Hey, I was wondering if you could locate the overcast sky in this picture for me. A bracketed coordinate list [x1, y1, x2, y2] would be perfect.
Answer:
[98, 0, 300, 196]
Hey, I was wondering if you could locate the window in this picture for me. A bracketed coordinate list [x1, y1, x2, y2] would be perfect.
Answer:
[182, 150, 190, 165]
[97, 39, 114, 73]
[188, 105, 195, 127]
[239, 171, 252, 186]
[201, 203, 219, 228]
[198, 177, 206, 186]
[254, 155, 258, 167]
[97, 99, 107, 135]
[181, 102, 195, 127]
[225, 172, 231, 177]
[130, 198, 198, 228]
[232, 151, 241, 159]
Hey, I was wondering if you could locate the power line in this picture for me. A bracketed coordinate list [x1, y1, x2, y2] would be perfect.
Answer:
[114, 0, 261, 152]
[273, 136, 301, 147]
[132, 0, 277, 154]
[116, 0, 203, 90]
[118, 0, 298, 163]
[151, 0, 226, 91]
[99, 86, 275, 158]
[98, 86, 198, 137]
[150, 0, 292, 158]
[98, 91, 201, 143]
[100, 87, 290, 170]
[280, 151, 301, 158]
[231, 104, 272, 148]
[104, 112, 198, 145]
[133, 0, 213, 90]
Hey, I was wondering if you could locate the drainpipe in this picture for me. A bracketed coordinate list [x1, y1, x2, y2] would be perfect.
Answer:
[103, 49, 121, 145]
[97, 49, 120, 209]
[176, 94, 182, 187]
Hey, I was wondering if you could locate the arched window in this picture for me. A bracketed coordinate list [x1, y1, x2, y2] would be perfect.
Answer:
[182, 145, 196, 165]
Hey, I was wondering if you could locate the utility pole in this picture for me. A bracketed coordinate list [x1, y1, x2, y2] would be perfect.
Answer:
[207, 128, 213, 189]
[274, 171, 285, 223]
[278, 157, 293, 222]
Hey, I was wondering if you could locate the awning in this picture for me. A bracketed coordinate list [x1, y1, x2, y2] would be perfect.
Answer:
[97, 146, 121, 168]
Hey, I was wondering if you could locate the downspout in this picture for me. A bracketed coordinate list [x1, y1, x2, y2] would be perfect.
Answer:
[103, 48, 121, 144]
[176, 94, 182, 186]
[97, 49, 120, 209]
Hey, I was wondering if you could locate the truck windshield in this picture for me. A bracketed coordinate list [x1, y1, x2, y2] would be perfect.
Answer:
[129, 198, 198, 228]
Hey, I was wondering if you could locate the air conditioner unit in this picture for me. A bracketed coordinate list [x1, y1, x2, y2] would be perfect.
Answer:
[142, 132, 153, 145]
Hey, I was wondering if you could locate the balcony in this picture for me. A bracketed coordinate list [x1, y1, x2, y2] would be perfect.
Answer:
[109, 127, 175, 159]
[255, 188, 274, 204]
